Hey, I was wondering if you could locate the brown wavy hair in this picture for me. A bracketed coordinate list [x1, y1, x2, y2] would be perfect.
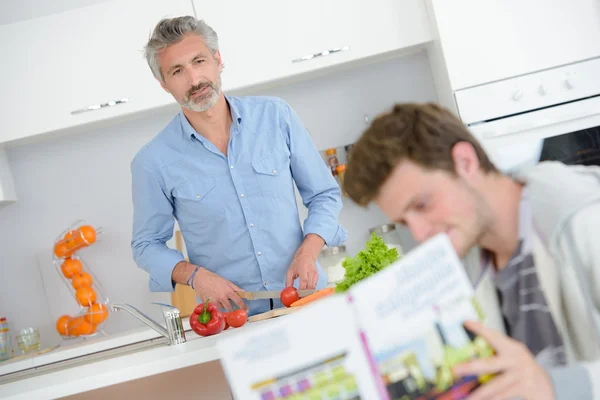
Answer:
[344, 103, 498, 206]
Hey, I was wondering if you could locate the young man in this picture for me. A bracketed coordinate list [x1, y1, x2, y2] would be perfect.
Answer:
[131, 16, 347, 316]
[344, 103, 600, 399]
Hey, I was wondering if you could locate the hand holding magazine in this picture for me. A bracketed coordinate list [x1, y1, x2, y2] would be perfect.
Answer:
[217, 234, 494, 400]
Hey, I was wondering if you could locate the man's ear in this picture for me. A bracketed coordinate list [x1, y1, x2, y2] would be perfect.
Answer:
[158, 77, 170, 94]
[451, 141, 481, 179]
[214, 50, 224, 71]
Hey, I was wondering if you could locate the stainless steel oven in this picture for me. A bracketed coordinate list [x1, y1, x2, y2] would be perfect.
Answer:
[453, 56, 600, 172]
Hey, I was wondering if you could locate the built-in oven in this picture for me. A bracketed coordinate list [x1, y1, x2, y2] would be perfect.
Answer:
[453, 56, 600, 172]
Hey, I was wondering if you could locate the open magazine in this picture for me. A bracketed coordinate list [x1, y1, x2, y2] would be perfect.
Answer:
[216, 233, 494, 400]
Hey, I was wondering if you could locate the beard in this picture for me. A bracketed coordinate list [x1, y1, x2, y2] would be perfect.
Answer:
[180, 76, 222, 112]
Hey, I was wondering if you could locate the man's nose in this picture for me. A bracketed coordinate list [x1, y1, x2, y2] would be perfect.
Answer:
[184, 67, 203, 87]
[406, 217, 432, 243]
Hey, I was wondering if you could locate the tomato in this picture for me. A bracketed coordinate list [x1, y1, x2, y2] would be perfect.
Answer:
[280, 287, 299, 308]
[225, 309, 248, 328]
[223, 316, 230, 330]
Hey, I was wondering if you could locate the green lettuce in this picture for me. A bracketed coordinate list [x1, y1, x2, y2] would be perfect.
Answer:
[335, 233, 400, 293]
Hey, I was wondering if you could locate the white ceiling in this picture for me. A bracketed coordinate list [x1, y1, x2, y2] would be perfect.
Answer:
[0, 0, 109, 25]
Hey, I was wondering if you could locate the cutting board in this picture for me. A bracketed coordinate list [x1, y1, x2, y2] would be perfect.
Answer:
[248, 306, 302, 323]
[170, 231, 197, 318]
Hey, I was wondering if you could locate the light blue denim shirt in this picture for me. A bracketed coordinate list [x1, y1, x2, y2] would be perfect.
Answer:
[131, 96, 347, 316]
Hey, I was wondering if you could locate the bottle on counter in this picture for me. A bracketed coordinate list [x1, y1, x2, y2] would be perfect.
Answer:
[325, 148, 339, 177]
[0, 317, 11, 361]
[318, 245, 350, 287]
[336, 164, 347, 196]
[369, 224, 404, 256]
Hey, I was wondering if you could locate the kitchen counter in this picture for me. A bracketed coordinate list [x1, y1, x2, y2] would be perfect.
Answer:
[0, 317, 276, 399]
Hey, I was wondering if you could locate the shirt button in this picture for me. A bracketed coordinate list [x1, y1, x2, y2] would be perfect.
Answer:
[195, 194, 200, 199]
[230, 165, 234, 169]
[264, 281, 268, 286]
[257, 251, 262, 256]
[249, 223, 255, 228]
[272, 169, 277, 174]
[240, 193, 245, 198]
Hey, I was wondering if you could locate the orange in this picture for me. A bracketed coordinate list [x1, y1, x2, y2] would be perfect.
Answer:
[85, 303, 108, 325]
[61, 258, 83, 279]
[63, 230, 75, 242]
[54, 242, 69, 258]
[67, 316, 97, 336]
[56, 315, 71, 336]
[79, 225, 96, 244]
[72, 272, 93, 290]
[76, 286, 97, 306]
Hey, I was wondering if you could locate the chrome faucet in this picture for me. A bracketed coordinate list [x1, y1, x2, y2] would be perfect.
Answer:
[110, 302, 186, 345]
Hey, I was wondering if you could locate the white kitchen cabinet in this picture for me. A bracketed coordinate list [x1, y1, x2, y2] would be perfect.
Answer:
[285, 0, 359, 73]
[353, 0, 432, 59]
[194, 0, 433, 86]
[287, 0, 432, 74]
[0, 0, 194, 145]
[192, 0, 292, 92]
[428, 0, 600, 90]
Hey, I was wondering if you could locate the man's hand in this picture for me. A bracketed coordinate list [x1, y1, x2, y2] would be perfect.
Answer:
[453, 320, 555, 400]
[192, 266, 247, 312]
[286, 253, 319, 290]
[286, 234, 324, 290]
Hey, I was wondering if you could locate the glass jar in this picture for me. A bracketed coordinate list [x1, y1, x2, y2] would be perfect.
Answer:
[369, 224, 404, 256]
[318, 245, 350, 287]
[16, 327, 40, 354]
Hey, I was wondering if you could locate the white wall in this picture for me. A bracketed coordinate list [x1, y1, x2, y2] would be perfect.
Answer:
[0, 51, 436, 351]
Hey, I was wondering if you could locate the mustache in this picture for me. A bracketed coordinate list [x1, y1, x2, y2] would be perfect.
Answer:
[187, 82, 215, 97]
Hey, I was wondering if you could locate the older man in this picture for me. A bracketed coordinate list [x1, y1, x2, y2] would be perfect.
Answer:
[131, 16, 347, 316]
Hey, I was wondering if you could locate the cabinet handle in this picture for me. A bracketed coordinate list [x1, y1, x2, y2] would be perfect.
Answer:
[292, 46, 350, 63]
[71, 98, 129, 115]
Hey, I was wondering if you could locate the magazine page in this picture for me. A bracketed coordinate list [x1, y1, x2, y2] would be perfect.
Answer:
[349, 233, 494, 400]
[216, 294, 385, 400]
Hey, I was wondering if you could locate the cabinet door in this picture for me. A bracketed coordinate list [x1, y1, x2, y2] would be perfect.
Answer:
[0, 0, 194, 144]
[192, 0, 291, 92]
[354, 0, 432, 59]
[285, 0, 359, 74]
[430, 0, 600, 90]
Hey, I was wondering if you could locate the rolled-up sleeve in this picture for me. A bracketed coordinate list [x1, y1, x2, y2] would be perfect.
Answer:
[283, 103, 348, 246]
[131, 158, 184, 292]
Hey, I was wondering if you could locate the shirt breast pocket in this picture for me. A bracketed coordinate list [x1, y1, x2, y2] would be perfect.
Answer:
[173, 178, 225, 223]
[252, 152, 290, 198]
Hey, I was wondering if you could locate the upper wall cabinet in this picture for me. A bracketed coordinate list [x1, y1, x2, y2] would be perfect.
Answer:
[285, 0, 432, 75]
[428, 0, 600, 90]
[193, 0, 432, 90]
[0, 0, 194, 144]
[192, 0, 292, 92]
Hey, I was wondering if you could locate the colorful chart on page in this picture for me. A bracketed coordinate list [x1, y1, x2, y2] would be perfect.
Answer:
[252, 352, 361, 400]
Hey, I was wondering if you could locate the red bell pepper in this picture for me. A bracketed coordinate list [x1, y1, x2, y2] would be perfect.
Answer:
[189, 299, 226, 337]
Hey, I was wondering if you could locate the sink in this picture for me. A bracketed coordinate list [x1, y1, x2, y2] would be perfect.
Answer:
[0, 335, 170, 385]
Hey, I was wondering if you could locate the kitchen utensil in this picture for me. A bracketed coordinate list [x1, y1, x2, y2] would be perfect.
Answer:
[236, 289, 314, 301]
[247, 306, 302, 323]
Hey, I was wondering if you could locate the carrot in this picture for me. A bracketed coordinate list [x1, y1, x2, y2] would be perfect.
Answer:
[290, 287, 336, 307]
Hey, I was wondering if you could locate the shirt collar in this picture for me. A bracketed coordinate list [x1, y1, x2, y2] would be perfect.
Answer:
[179, 95, 242, 143]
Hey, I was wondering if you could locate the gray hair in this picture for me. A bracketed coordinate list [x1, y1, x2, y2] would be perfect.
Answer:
[144, 16, 219, 81]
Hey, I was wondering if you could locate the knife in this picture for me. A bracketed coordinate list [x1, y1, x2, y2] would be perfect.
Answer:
[236, 289, 315, 300]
